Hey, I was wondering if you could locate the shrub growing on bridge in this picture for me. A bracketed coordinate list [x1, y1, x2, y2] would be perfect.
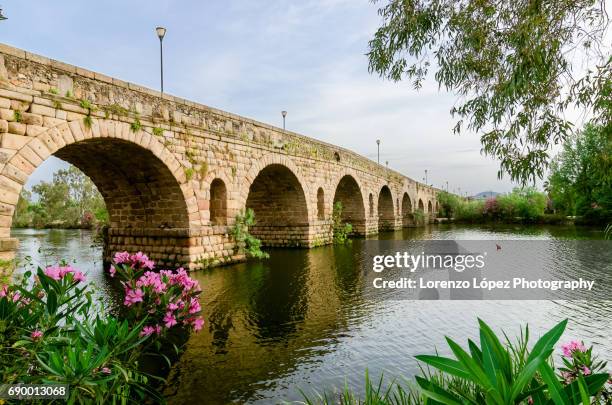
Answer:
[230, 208, 269, 259]
[332, 202, 353, 244]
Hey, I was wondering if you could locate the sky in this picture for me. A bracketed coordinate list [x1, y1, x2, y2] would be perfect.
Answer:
[0, 0, 559, 195]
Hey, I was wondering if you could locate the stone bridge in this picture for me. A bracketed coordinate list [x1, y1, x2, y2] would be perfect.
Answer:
[0, 43, 440, 270]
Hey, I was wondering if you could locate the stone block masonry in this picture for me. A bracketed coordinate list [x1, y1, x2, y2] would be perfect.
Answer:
[0, 43, 440, 271]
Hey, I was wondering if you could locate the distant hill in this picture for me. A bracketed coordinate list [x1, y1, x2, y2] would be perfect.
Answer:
[472, 191, 500, 199]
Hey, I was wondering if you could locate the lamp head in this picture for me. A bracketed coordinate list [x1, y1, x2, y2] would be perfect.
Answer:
[156, 26, 166, 40]
[0, 8, 7, 21]
[376, 139, 380, 145]
[281, 110, 287, 118]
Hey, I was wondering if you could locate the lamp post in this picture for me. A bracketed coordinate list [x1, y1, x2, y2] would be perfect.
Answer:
[424, 169, 428, 185]
[281, 110, 287, 130]
[156, 26, 167, 94]
[376, 139, 380, 164]
[446, 181, 449, 192]
[385, 161, 389, 167]
[0, 8, 7, 20]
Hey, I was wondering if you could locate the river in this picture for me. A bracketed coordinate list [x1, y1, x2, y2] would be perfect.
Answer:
[10, 225, 612, 404]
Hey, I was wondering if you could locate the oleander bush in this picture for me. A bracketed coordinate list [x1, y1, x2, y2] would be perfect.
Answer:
[0, 252, 204, 403]
[299, 319, 611, 404]
[436, 188, 549, 223]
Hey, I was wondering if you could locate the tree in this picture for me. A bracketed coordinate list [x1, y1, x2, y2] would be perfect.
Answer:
[547, 124, 612, 223]
[12, 189, 33, 228]
[13, 166, 108, 228]
[368, 0, 611, 184]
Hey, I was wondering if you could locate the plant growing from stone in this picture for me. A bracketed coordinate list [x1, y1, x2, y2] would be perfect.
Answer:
[332, 201, 353, 244]
[230, 208, 269, 259]
[130, 117, 142, 132]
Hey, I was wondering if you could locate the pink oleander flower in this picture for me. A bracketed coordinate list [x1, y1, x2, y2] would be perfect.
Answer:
[44, 265, 62, 281]
[140, 325, 156, 337]
[31, 330, 43, 340]
[101, 367, 111, 374]
[73, 271, 86, 283]
[123, 288, 144, 306]
[114, 251, 131, 264]
[193, 317, 204, 332]
[58, 265, 75, 278]
[188, 297, 201, 314]
[582, 366, 591, 375]
[131, 251, 155, 270]
[562, 340, 587, 357]
[167, 302, 179, 311]
[11, 291, 20, 302]
[155, 325, 162, 335]
[561, 371, 574, 384]
[163, 311, 177, 328]
[109, 265, 116, 278]
[0, 285, 7, 297]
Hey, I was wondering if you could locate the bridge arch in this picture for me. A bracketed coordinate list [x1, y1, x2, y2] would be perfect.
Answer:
[378, 185, 395, 231]
[332, 174, 366, 235]
[316, 187, 325, 220]
[401, 192, 412, 227]
[418, 198, 425, 211]
[209, 178, 228, 225]
[244, 160, 310, 246]
[2, 119, 197, 266]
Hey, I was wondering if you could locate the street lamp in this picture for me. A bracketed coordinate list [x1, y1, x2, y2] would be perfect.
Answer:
[385, 161, 389, 167]
[424, 169, 428, 185]
[446, 181, 449, 192]
[156, 26, 167, 93]
[376, 139, 380, 164]
[281, 110, 287, 130]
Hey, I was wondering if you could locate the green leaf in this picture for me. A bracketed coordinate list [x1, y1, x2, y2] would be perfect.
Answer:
[467, 339, 482, 364]
[526, 319, 567, 364]
[480, 331, 500, 389]
[415, 355, 471, 380]
[576, 376, 590, 405]
[478, 319, 512, 381]
[445, 336, 502, 404]
[560, 373, 609, 405]
[46, 289, 58, 315]
[539, 362, 568, 405]
[509, 350, 551, 401]
[415, 376, 464, 405]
